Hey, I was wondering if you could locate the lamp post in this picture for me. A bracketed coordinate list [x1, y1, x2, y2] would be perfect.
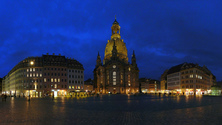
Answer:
[28, 61, 34, 101]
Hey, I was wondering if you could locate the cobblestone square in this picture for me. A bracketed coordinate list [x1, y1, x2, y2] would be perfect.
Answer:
[1, 95, 222, 125]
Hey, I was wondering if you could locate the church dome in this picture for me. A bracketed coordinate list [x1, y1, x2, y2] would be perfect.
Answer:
[104, 18, 128, 62]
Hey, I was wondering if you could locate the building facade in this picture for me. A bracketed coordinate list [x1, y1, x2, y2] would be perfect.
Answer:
[160, 70, 168, 91]
[0, 78, 2, 94]
[84, 78, 94, 92]
[139, 78, 160, 93]
[2, 53, 84, 97]
[163, 63, 216, 95]
[93, 18, 139, 94]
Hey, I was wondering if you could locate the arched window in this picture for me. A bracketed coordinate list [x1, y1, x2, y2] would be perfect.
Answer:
[113, 71, 116, 85]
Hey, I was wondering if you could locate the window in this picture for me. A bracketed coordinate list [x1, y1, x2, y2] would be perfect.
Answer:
[36, 73, 39, 77]
[113, 71, 116, 85]
[55, 84, 57, 88]
[27, 69, 29, 72]
[44, 78, 46, 82]
[30, 68, 32, 72]
[58, 78, 60, 82]
[33, 73, 35, 77]
[69, 86, 71, 89]
[128, 75, 130, 84]
[33, 68, 35, 72]
[30, 74, 32, 77]
[54, 78, 57, 82]
[113, 65, 116, 68]
[27, 74, 29, 77]
[78, 86, 80, 89]
[51, 78, 53, 82]
[190, 74, 193, 78]
[72, 86, 74, 89]
[40, 74, 42, 77]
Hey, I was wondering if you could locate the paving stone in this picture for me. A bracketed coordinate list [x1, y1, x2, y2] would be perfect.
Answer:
[0, 95, 222, 124]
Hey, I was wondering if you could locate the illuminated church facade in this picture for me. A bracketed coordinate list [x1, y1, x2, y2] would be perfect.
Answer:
[93, 18, 139, 94]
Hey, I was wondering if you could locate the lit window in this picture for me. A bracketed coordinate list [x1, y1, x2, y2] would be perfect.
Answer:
[113, 65, 116, 68]
[40, 74, 42, 77]
[33, 68, 35, 72]
[30, 74, 32, 77]
[78, 86, 80, 89]
[129, 67, 131, 71]
[27, 69, 29, 72]
[113, 71, 116, 85]
[69, 86, 71, 89]
[44, 78, 46, 82]
[36, 73, 38, 77]
[27, 74, 29, 77]
[72, 86, 74, 89]
[33, 73, 35, 77]
[190, 74, 193, 78]
[30, 68, 32, 72]
[51, 78, 53, 82]
[54, 78, 57, 82]
[128, 75, 130, 84]
[55, 84, 57, 88]
[58, 78, 60, 82]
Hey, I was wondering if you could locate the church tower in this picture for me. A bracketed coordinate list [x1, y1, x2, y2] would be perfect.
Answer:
[94, 17, 139, 94]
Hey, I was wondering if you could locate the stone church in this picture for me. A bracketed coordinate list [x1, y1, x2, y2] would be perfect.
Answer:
[93, 18, 139, 94]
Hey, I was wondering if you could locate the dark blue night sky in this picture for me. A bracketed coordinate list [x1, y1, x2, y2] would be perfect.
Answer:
[0, 1, 222, 81]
